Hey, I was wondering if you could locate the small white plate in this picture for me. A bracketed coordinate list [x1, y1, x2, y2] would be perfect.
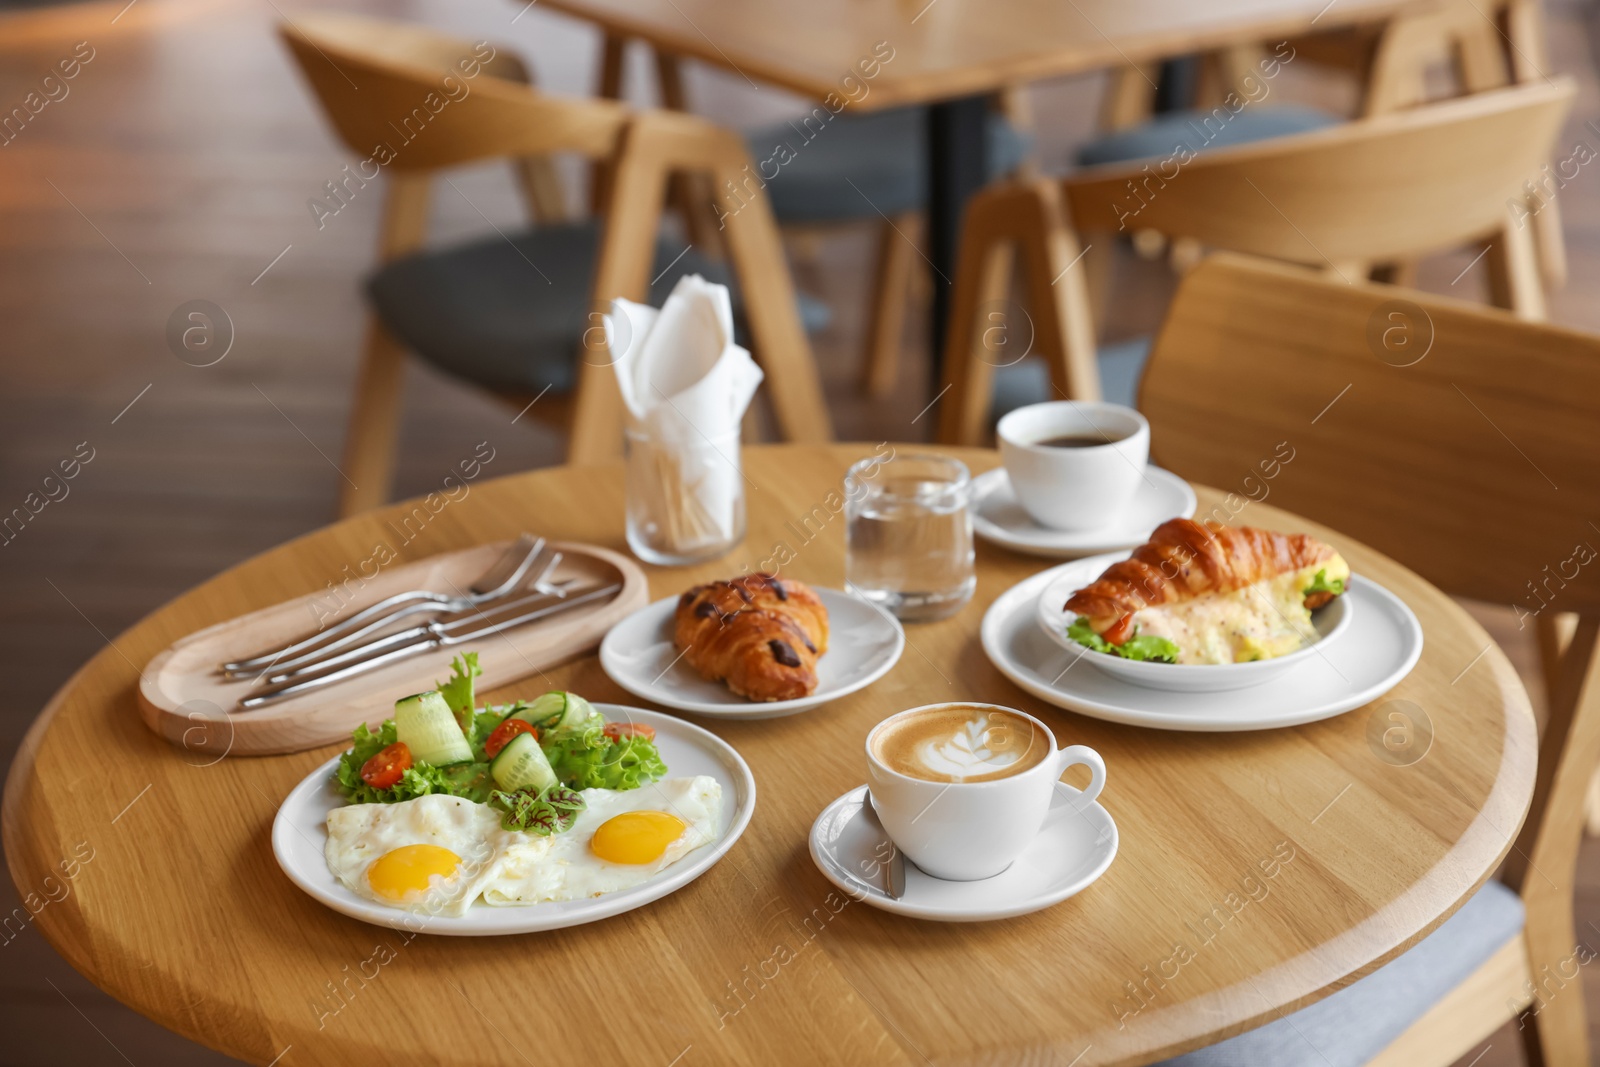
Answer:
[599, 587, 905, 719]
[808, 785, 1118, 922]
[271, 705, 756, 935]
[1033, 552, 1355, 692]
[982, 565, 1423, 731]
[970, 466, 1197, 558]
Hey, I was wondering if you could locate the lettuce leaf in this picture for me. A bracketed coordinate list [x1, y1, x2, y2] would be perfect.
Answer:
[333, 719, 494, 804]
[1303, 569, 1346, 598]
[438, 652, 482, 732]
[1117, 634, 1182, 663]
[544, 732, 668, 791]
[1066, 617, 1113, 654]
[488, 784, 586, 835]
[1065, 616, 1180, 664]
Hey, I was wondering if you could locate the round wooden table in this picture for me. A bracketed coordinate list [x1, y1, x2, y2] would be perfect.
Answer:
[2, 445, 1536, 1066]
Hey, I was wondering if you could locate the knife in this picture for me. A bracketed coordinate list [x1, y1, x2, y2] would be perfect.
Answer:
[235, 582, 621, 709]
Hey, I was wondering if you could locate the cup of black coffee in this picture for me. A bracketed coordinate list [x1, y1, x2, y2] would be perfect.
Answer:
[996, 401, 1149, 530]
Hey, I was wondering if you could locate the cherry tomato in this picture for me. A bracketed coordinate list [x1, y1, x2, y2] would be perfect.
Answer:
[1104, 615, 1136, 645]
[360, 742, 413, 790]
[603, 722, 656, 742]
[484, 718, 537, 759]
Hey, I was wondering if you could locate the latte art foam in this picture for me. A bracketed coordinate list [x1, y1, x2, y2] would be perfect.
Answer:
[917, 719, 1023, 780]
[872, 705, 1048, 784]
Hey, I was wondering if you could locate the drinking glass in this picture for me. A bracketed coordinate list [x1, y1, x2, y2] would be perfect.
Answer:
[625, 427, 744, 566]
[844, 452, 975, 621]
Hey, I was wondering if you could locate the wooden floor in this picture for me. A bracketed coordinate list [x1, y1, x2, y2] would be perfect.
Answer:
[0, 0, 1596, 1063]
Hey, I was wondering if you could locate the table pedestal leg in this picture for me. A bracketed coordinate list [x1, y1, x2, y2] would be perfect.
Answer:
[927, 96, 989, 391]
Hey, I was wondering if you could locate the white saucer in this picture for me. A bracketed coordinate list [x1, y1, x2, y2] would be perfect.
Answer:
[599, 587, 904, 719]
[808, 785, 1117, 921]
[982, 564, 1423, 731]
[271, 705, 756, 935]
[1034, 552, 1355, 692]
[970, 466, 1197, 558]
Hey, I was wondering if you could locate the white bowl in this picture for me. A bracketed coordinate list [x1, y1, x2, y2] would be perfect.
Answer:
[1035, 553, 1355, 693]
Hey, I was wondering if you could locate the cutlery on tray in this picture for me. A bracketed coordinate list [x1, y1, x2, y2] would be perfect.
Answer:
[258, 552, 567, 685]
[140, 538, 652, 754]
[236, 580, 624, 709]
[220, 533, 548, 678]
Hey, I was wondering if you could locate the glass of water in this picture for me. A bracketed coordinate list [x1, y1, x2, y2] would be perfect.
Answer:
[844, 453, 975, 622]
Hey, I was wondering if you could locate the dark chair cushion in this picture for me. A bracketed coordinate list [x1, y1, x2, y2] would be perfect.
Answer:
[748, 106, 1033, 223]
[1075, 105, 1338, 168]
[367, 221, 830, 396]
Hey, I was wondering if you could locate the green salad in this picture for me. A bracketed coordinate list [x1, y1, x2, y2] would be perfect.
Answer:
[1302, 569, 1346, 598]
[1065, 617, 1181, 663]
[334, 653, 666, 835]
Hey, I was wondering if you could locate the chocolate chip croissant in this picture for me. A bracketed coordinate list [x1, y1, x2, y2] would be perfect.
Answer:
[674, 574, 830, 701]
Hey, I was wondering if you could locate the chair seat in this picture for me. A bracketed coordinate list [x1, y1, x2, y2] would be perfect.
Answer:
[1158, 881, 1525, 1067]
[367, 221, 829, 396]
[992, 336, 1152, 417]
[748, 106, 1032, 223]
[1075, 105, 1338, 168]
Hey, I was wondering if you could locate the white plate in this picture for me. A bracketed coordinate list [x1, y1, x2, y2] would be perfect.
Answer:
[599, 587, 905, 719]
[808, 784, 1117, 922]
[970, 466, 1197, 558]
[982, 565, 1423, 731]
[270, 705, 756, 935]
[1033, 552, 1355, 692]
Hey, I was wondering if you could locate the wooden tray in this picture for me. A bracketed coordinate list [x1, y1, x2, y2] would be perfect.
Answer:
[138, 540, 649, 756]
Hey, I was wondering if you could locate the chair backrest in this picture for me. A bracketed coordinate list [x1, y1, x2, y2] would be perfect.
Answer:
[1140, 253, 1600, 953]
[1063, 80, 1573, 265]
[278, 13, 830, 464]
[1142, 252, 1600, 610]
[1362, 0, 1513, 114]
[281, 12, 629, 171]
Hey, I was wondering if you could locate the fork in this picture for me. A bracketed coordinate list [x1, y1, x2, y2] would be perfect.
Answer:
[258, 553, 567, 685]
[220, 533, 546, 678]
[237, 580, 622, 709]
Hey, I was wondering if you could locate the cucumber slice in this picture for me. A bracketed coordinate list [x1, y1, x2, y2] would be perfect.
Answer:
[490, 731, 557, 792]
[394, 690, 473, 766]
[513, 691, 600, 740]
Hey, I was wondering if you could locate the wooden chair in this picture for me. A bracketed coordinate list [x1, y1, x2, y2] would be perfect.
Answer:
[588, 32, 1034, 397]
[935, 79, 1574, 446]
[1096, 0, 1565, 289]
[1137, 252, 1599, 1067]
[1297, 0, 1565, 287]
[280, 14, 830, 516]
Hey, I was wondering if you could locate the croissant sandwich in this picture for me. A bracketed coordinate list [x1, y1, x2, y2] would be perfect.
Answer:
[1063, 519, 1349, 665]
[674, 574, 830, 701]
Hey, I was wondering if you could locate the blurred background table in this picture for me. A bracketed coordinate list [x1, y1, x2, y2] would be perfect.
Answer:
[534, 0, 1429, 363]
[3, 444, 1534, 1066]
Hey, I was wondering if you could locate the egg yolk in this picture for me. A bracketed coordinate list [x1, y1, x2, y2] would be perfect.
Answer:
[366, 844, 462, 901]
[591, 811, 687, 865]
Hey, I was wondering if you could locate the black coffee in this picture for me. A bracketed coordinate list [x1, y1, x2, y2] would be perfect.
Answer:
[1034, 433, 1122, 448]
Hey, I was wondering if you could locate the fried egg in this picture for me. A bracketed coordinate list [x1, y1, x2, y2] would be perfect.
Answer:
[324, 793, 549, 916]
[1131, 556, 1350, 664]
[325, 778, 723, 913]
[482, 776, 723, 906]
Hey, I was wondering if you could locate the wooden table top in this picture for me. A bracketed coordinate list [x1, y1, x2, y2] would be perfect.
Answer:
[3, 445, 1535, 1066]
[535, 0, 1421, 108]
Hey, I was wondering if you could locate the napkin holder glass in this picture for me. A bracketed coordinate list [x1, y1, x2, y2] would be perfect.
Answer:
[625, 426, 745, 566]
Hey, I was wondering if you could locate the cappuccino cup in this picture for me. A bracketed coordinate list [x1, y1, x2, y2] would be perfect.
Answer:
[997, 401, 1149, 531]
[865, 703, 1107, 881]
